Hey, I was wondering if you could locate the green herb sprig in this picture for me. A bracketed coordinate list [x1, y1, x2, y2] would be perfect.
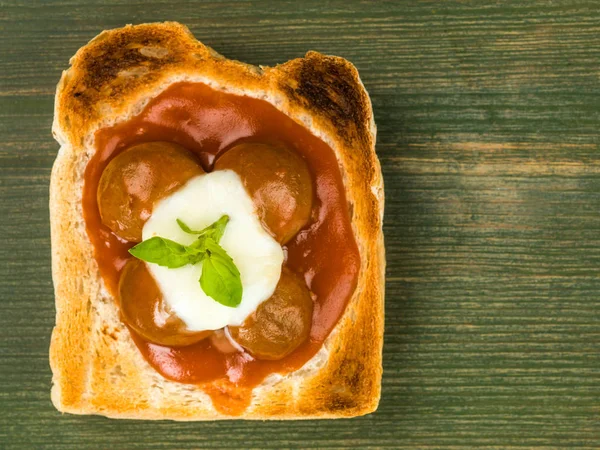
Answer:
[128, 215, 242, 307]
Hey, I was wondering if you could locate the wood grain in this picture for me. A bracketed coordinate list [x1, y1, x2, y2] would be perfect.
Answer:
[1, 0, 599, 448]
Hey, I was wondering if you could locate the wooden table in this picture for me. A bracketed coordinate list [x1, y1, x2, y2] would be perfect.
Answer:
[2, 1, 599, 448]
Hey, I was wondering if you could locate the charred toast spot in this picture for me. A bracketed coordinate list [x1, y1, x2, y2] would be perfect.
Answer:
[336, 358, 365, 392]
[281, 54, 370, 146]
[325, 382, 358, 412]
[118, 66, 150, 79]
[68, 25, 188, 111]
[327, 393, 358, 412]
[303, 357, 367, 414]
[139, 46, 170, 58]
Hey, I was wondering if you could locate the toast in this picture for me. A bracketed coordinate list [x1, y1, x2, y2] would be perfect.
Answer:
[50, 22, 384, 420]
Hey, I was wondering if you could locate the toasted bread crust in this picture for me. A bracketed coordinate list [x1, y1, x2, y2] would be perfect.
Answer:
[50, 22, 384, 420]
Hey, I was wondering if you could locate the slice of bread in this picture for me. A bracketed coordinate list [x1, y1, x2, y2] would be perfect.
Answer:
[50, 22, 385, 420]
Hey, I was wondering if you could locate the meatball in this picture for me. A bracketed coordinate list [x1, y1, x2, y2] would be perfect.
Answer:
[98, 141, 204, 242]
[214, 142, 313, 244]
[228, 269, 313, 360]
[118, 259, 211, 346]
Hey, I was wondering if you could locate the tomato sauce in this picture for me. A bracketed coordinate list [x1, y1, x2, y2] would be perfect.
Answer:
[83, 82, 360, 414]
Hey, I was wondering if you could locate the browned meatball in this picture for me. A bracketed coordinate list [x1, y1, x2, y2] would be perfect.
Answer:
[228, 269, 313, 360]
[118, 259, 212, 347]
[98, 141, 204, 242]
[214, 142, 313, 244]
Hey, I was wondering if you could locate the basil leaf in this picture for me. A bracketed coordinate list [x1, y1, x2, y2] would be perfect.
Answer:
[185, 245, 208, 265]
[177, 215, 229, 243]
[205, 238, 235, 261]
[187, 237, 208, 253]
[129, 218, 243, 308]
[199, 239, 242, 307]
[129, 236, 198, 268]
[176, 218, 199, 234]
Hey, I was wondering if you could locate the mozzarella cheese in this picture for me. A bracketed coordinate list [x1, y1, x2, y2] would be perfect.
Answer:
[142, 170, 284, 331]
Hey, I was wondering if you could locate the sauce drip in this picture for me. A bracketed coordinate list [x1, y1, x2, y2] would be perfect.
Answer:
[83, 82, 360, 415]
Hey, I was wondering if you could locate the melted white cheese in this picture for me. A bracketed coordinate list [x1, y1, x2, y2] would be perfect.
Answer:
[142, 170, 284, 331]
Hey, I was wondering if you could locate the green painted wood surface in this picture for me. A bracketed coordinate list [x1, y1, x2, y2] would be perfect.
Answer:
[1, 0, 599, 448]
